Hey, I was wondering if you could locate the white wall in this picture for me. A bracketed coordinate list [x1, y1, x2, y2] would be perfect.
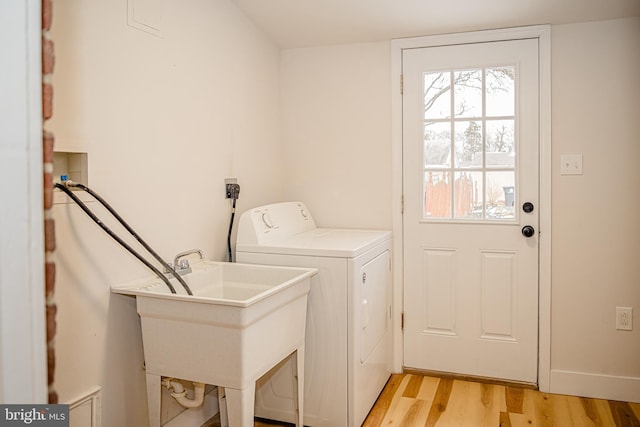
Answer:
[49, 0, 282, 424]
[280, 43, 392, 229]
[549, 17, 640, 400]
[280, 17, 640, 401]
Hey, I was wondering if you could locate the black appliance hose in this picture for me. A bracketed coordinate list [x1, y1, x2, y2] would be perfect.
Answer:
[227, 197, 236, 262]
[69, 182, 193, 295]
[54, 183, 191, 295]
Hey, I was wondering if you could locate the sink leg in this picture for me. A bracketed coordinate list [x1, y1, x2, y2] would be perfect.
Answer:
[293, 346, 305, 427]
[218, 387, 229, 427]
[145, 373, 161, 427]
[225, 385, 256, 427]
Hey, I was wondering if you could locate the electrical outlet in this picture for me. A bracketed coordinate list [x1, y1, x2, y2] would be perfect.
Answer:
[616, 307, 633, 331]
[225, 178, 237, 199]
[224, 178, 240, 199]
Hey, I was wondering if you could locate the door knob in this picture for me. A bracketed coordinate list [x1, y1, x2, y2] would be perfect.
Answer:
[522, 225, 535, 238]
[523, 202, 534, 213]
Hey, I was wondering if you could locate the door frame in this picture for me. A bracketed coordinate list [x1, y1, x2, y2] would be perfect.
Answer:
[390, 25, 551, 391]
[0, 0, 47, 402]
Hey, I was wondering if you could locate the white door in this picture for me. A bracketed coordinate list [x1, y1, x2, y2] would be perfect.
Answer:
[402, 38, 539, 383]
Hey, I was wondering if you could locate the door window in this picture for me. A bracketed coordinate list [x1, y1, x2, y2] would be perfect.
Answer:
[423, 67, 516, 221]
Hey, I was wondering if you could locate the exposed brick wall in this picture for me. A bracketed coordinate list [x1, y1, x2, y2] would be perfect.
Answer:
[42, 0, 57, 405]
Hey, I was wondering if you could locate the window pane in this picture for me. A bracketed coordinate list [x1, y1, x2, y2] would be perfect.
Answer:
[454, 121, 482, 168]
[424, 122, 451, 168]
[453, 171, 483, 219]
[485, 171, 515, 220]
[424, 171, 451, 218]
[486, 67, 515, 117]
[486, 119, 515, 168]
[454, 70, 482, 118]
[421, 65, 519, 222]
[424, 72, 451, 119]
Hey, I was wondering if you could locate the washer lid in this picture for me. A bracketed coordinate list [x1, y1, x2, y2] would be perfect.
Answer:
[236, 228, 392, 258]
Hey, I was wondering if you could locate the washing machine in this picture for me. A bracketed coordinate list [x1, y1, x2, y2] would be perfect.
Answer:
[235, 201, 392, 427]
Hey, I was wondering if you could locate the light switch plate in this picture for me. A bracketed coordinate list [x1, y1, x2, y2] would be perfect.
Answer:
[560, 154, 583, 175]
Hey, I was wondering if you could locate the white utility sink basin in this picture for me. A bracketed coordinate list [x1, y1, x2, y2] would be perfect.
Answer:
[112, 260, 317, 427]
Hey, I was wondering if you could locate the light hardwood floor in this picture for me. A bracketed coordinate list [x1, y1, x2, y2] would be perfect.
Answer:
[364, 374, 640, 427]
[203, 373, 640, 426]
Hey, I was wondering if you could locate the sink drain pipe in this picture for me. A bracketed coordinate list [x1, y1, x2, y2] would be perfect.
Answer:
[162, 378, 206, 408]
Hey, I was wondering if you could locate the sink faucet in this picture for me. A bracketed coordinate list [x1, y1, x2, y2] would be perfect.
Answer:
[174, 249, 204, 267]
[165, 249, 204, 276]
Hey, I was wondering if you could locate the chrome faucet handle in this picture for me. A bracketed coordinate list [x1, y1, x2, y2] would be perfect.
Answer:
[164, 262, 175, 273]
[178, 259, 190, 270]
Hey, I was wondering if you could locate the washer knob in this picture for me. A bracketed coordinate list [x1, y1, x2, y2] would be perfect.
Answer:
[261, 212, 274, 228]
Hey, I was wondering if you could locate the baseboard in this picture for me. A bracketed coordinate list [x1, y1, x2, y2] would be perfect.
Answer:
[550, 369, 640, 403]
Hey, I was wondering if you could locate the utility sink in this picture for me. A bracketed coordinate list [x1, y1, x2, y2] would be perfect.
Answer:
[112, 260, 317, 427]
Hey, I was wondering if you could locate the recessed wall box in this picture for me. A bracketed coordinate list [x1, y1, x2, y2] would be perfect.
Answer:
[53, 151, 91, 204]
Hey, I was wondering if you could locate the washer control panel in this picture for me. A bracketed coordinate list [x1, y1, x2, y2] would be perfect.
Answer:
[237, 201, 316, 245]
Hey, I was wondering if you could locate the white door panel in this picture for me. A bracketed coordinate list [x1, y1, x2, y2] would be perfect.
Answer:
[402, 38, 539, 383]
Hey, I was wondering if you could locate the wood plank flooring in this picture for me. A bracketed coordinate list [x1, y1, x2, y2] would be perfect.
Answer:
[364, 374, 640, 427]
[203, 373, 640, 427]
